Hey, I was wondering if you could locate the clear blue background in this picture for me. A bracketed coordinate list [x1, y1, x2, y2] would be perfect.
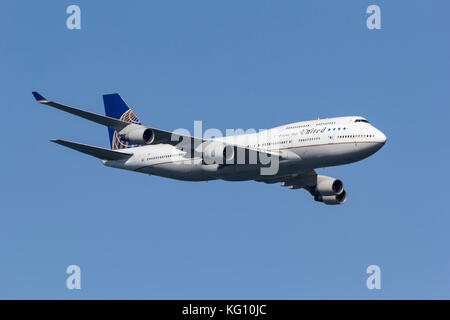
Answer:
[1, 0, 449, 299]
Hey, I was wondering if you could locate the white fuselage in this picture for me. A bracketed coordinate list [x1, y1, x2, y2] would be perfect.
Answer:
[103, 116, 386, 181]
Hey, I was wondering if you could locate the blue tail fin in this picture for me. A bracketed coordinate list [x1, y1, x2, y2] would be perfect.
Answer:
[103, 94, 142, 150]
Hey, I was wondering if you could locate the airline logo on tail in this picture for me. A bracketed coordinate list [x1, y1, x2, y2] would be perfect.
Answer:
[111, 109, 142, 150]
[102, 93, 143, 150]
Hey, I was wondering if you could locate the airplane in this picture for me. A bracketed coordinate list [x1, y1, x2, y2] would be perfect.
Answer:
[32, 91, 386, 205]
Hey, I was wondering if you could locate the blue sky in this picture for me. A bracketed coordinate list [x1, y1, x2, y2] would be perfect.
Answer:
[1, 0, 449, 299]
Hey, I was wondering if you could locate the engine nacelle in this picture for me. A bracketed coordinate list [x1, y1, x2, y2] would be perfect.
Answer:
[120, 126, 155, 145]
[315, 175, 344, 196]
[315, 190, 347, 205]
[202, 142, 235, 165]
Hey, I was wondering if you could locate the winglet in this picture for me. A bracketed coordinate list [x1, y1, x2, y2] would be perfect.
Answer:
[32, 91, 48, 103]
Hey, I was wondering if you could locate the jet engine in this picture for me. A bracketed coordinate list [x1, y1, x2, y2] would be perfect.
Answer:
[314, 175, 344, 196]
[314, 190, 347, 205]
[119, 126, 155, 145]
[310, 175, 346, 205]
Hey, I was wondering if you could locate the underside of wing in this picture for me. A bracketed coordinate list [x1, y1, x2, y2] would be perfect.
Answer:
[256, 170, 318, 189]
[51, 139, 133, 161]
[33, 92, 130, 131]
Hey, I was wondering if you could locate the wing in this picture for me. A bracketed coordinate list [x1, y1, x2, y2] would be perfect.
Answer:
[33, 92, 129, 131]
[51, 139, 133, 161]
[33, 92, 285, 160]
[32, 91, 183, 145]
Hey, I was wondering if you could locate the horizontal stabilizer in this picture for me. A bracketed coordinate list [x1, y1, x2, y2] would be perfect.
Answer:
[51, 139, 133, 161]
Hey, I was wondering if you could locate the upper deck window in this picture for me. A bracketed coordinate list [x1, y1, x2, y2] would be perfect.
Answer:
[355, 119, 370, 123]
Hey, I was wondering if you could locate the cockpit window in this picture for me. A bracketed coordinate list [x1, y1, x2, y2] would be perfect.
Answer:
[355, 119, 370, 123]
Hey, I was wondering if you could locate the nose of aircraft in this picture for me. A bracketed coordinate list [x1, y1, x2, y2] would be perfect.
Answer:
[377, 129, 387, 145]
[377, 133, 387, 158]
[360, 127, 386, 157]
[371, 127, 387, 152]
